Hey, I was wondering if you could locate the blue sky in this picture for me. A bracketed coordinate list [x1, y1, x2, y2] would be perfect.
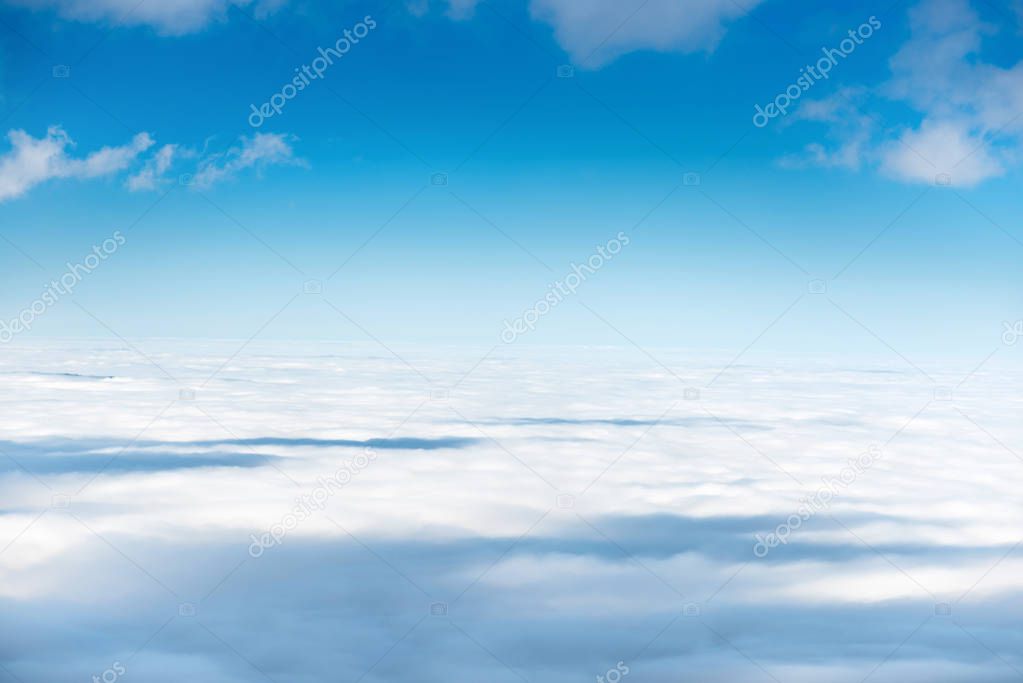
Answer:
[0, 0, 1020, 358]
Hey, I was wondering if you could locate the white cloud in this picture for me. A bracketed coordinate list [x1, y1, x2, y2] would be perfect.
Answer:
[0, 128, 302, 201]
[7, 0, 285, 34]
[884, 0, 988, 111]
[191, 132, 303, 189]
[780, 88, 876, 171]
[793, 0, 1023, 187]
[880, 118, 1003, 186]
[126, 144, 178, 191]
[446, 0, 478, 20]
[529, 0, 763, 68]
[405, 0, 429, 18]
[879, 0, 1023, 185]
[0, 342, 1020, 680]
[404, 0, 479, 20]
[0, 126, 152, 202]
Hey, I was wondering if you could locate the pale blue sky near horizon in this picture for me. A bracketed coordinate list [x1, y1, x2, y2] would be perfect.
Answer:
[0, 0, 1020, 359]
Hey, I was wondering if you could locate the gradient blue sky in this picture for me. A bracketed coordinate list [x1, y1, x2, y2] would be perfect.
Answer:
[0, 0, 1020, 357]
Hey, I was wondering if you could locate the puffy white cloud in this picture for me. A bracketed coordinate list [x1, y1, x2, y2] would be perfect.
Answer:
[529, 0, 764, 68]
[880, 118, 1003, 186]
[191, 132, 303, 189]
[6, 0, 285, 34]
[793, 0, 1023, 187]
[878, 0, 1023, 185]
[0, 125, 152, 202]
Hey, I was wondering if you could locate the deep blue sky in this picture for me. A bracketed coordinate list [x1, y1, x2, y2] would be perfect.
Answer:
[0, 0, 1020, 358]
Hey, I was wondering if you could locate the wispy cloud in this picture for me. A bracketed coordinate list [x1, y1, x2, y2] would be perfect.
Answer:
[0, 127, 303, 201]
[0, 125, 152, 202]
[125, 143, 178, 191]
[191, 132, 304, 189]
[7, 0, 286, 34]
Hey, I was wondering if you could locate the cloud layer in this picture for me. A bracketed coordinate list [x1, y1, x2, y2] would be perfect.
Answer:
[0, 342, 1020, 681]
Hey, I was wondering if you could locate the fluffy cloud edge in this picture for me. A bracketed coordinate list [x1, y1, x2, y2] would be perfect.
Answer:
[0, 126, 152, 202]
[786, 0, 1023, 188]
[528, 0, 764, 69]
